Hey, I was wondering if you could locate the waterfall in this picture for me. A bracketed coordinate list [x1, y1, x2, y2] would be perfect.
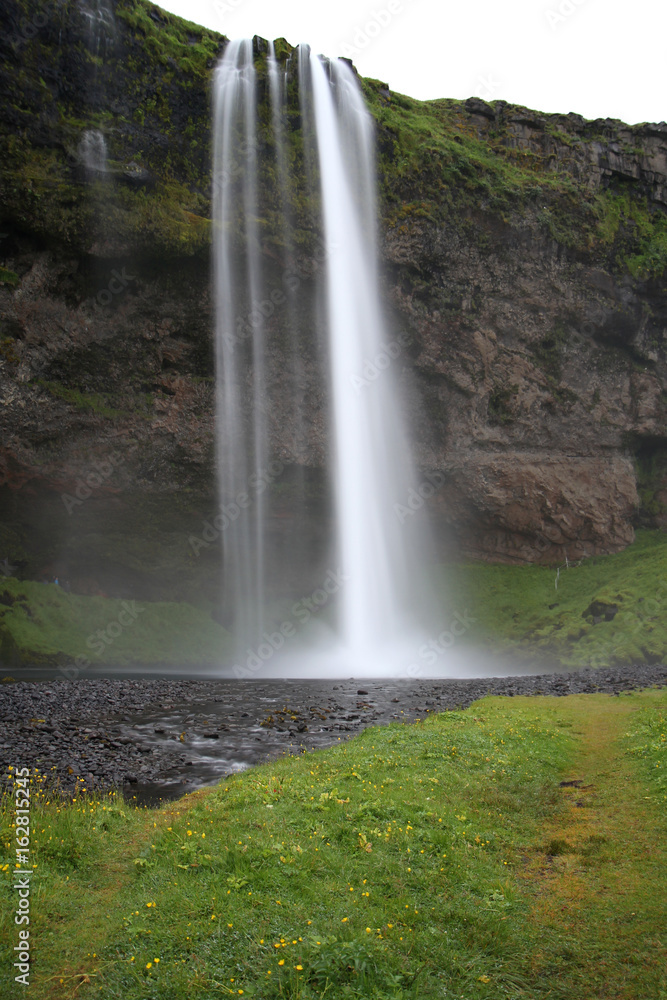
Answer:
[213, 40, 430, 674]
[78, 0, 116, 55]
[76, 0, 116, 174]
[212, 40, 267, 645]
[309, 54, 415, 653]
[78, 129, 108, 176]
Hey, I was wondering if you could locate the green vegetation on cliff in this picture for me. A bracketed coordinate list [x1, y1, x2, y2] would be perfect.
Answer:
[362, 81, 577, 220]
[36, 379, 138, 419]
[0, 0, 221, 254]
[1, 0, 665, 274]
[361, 79, 667, 278]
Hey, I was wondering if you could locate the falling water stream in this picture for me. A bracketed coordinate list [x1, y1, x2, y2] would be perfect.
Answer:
[213, 41, 433, 676]
[309, 54, 416, 653]
[212, 40, 267, 644]
[78, 129, 108, 175]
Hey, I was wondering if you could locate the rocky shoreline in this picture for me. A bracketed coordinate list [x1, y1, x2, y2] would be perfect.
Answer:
[1, 663, 665, 802]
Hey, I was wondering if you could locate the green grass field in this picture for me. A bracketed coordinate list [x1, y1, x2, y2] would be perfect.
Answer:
[1, 689, 664, 998]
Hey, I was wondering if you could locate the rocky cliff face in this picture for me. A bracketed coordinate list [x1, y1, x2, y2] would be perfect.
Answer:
[1, 0, 666, 598]
[384, 197, 666, 562]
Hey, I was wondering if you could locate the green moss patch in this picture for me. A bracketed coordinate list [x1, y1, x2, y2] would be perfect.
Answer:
[36, 380, 133, 419]
[0, 267, 19, 287]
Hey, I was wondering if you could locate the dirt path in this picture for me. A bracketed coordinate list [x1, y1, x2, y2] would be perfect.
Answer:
[518, 692, 666, 1000]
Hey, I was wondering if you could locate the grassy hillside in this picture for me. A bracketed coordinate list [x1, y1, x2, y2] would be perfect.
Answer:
[437, 530, 667, 668]
[0, 578, 231, 670]
[361, 79, 667, 279]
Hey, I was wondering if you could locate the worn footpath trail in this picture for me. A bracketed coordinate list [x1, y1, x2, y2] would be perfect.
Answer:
[516, 693, 666, 1000]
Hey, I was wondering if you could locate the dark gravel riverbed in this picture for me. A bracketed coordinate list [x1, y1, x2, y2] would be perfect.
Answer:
[1, 663, 665, 803]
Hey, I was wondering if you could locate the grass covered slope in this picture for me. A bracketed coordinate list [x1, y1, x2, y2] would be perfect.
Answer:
[0, 690, 664, 998]
[0, 578, 231, 670]
[0, 0, 222, 254]
[438, 529, 667, 668]
[361, 80, 667, 280]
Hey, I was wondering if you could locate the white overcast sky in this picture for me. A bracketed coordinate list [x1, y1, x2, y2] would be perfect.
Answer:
[155, 0, 665, 126]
